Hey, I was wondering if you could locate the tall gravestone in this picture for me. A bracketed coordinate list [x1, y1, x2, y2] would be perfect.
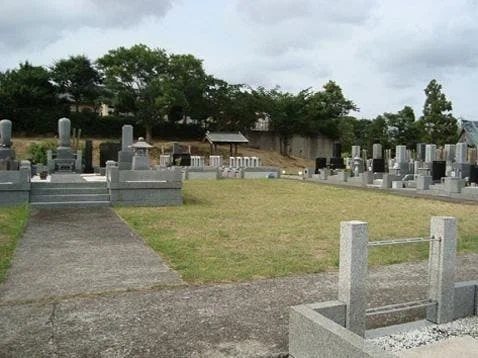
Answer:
[329, 142, 344, 169]
[395, 145, 409, 175]
[118, 125, 134, 170]
[0, 119, 14, 160]
[84, 140, 94, 173]
[454, 142, 470, 179]
[0, 119, 18, 170]
[372, 143, 384, 173]
[55, 117, 76, 171]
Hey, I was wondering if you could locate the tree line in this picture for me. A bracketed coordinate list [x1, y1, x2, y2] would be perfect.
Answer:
[0, 43, 459, 153]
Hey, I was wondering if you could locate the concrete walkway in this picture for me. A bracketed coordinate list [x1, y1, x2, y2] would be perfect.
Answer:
[0, 208, 477, 357]
[0, 208, 182, 303]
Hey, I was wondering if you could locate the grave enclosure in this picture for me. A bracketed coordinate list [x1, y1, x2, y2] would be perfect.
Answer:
[289, 217, 478, 357]
[0, 118, 280, 207]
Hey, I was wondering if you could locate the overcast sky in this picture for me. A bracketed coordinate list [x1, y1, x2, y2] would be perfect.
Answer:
[1, 0, 477, 120]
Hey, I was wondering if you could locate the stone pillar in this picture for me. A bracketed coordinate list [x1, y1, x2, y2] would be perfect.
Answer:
[372, 144, 382, 159]
[58, 117, 71, 148]
[425, 144, 436, 163]
[395, 145, 407, 163]
[118, 125, 134, 170]
[338, 221, 368, 337]
[444, 144, 456, 163]
[84, 140, 94, 173]
[351, 146, 361, 159]
[427, 217, 456, 324]
[121, 125, 133, 151]
[416, 143, 426, 161]
[0, 119, 12, 147]
[455, 143, 468, 163]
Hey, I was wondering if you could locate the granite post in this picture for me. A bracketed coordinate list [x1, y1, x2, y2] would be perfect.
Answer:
[427, 216, 456, 324]
[338, 221, 368, 337]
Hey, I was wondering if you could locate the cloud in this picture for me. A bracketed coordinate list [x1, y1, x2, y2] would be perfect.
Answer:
[361, 0, 478, 88]
[0, 0, 174, 50]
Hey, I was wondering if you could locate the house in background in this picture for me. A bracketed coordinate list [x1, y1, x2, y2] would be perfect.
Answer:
[458, 119, 478, 146]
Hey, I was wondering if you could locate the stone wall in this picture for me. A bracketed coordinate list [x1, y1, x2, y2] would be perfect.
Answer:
[246, 131, 334, 160]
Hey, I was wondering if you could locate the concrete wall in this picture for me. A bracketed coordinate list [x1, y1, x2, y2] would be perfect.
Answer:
[0, 168, 31, 205]
[107, 167, 183, 206]
[289, 302, 387, 358]
[184, 167, 220, 180]
[454, 281, 478, 319]
[246, 131, 334, 160]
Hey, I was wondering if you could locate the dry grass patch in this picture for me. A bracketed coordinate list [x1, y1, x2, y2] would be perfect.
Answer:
[115, 180, 478, 284]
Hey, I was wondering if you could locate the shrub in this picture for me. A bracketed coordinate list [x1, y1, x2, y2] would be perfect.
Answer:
[27, 140, 56, 164]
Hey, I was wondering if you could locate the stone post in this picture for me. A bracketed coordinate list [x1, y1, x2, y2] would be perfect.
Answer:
[121, 125, 133, 151]
[0, 119, 12, 147]
[338, 221, 368, 337]
[58, 117, 71, 148]
[427, 216, 456, 324]
[372, 143, 382, 159]
[425, 144, 436, 163]
[351, 146, 361, 159]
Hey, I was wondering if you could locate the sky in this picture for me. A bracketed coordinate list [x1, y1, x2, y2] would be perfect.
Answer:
[1, 0, 478, 120]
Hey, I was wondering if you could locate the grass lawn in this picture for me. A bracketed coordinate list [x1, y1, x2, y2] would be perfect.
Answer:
[0, 205, 29, 283]
[115, 180, 478, 284]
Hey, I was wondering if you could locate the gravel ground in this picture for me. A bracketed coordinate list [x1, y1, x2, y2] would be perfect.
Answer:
[369, 316, 478, 353]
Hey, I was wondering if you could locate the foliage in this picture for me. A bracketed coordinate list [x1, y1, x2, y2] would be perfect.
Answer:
[421, 79, 458, 145]
[0, 205, 29, 284]
[50, 55, 103, 111]
[0, 62, 64, 133]
[27, 140, 57, 164]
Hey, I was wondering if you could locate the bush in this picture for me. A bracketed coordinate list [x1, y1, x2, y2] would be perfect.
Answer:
[27, 140, 57, 164]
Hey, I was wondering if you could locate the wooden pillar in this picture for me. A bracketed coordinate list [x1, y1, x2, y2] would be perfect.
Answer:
[230, 143, 233, 157]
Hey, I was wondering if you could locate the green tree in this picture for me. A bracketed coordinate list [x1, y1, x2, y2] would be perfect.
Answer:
[305, 81, 358, 138]
[384, 106, 421, 148]
[0, 62, 60, 133]
[421, 79, 458, 145]
[97, 44, 171, 142]
[50, 55, 102, 112]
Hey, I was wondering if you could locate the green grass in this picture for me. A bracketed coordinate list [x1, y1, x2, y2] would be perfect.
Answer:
[0, 205, 29, 283]
[115, 180, 478, 283]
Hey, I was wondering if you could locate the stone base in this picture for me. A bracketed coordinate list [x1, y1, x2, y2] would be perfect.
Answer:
[132, 156, 150, 170]
[118, 151, 133, 170]
[453, 163, 470, 179]
[416, 175, 432, 190]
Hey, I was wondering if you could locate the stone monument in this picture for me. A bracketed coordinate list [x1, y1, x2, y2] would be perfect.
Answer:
[118, 124, 134, 170]
[0, 119, 18, 170]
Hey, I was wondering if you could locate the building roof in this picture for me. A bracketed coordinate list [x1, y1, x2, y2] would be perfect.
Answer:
[460, 120, 478, 146]
[205, 131, 249, 144]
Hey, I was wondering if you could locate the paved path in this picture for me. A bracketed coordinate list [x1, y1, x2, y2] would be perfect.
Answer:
[0, 208, 182, 303]
[0, 208, 477, 357]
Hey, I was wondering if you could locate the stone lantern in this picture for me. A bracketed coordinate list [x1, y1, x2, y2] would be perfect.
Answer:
[130, 137, 153, 170]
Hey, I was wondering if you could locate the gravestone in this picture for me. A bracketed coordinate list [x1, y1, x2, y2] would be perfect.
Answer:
[315, 157, 326, 173]
[372, 143, 382, 160]
[84, 140, 94, 173]
[372, 159, 385, 173]
[99, 142, 121, 167]
[55, 117, 76, 171]
[329, 157, 344, 169]
[416, 143, 426, 161]
[454, 142, 470, 179]
[118, 125, 134, 170]
[0, 119, 15, 162]
[172, 153, 191, 166]
[432, 161, 446, 182]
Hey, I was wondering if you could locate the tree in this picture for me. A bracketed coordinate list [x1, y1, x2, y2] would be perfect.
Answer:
[0, 62, 60, 133]
[421, 79, 458, 145]
[384, 106, 421, 148]
[305, 81, 358, 138]
[97, 44, 171, 142]
[50, 55, 102, 112]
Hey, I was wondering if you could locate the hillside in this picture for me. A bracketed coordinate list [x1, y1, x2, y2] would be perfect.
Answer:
[11, 138, 314, 173]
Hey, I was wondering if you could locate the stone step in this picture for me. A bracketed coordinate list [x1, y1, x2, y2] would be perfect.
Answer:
[31, 187, 109, 195]
[30, 194, 110, 203]
[29, 201, 111, 209]
[31, 182, 106, 189]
